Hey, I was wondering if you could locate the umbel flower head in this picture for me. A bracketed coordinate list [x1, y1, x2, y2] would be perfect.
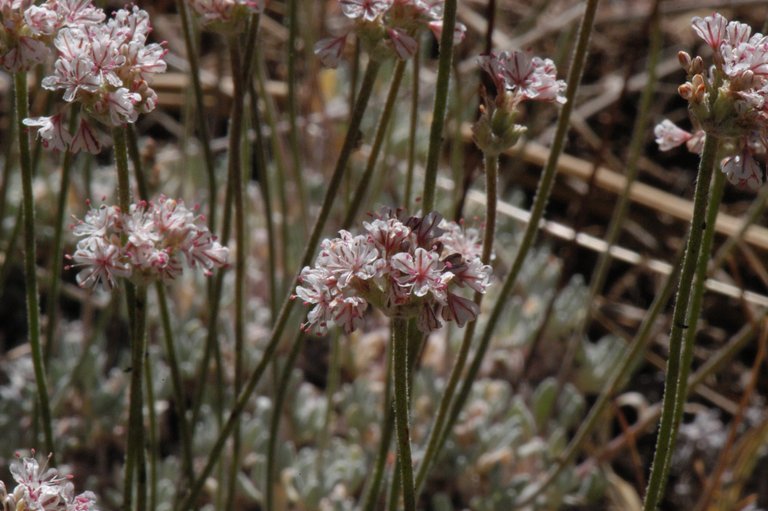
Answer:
[654, 12, 768, 190]
[314, 0, 467, 68]
[0, 451, 99, 511]
[23, 5, 167, 154]
[0, 0, 104, 72]
[294, 210, 492, 335]
[188, 0, 266, 33]
[473, 49, 566, 155]
[67, 196, 229, 290]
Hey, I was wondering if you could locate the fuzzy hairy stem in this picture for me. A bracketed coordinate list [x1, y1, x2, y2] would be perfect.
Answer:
[641, 133, 719, 511]
[392, 318, 415, 511]
[15, 71, 55, 459]
[421, 0, 457, 212]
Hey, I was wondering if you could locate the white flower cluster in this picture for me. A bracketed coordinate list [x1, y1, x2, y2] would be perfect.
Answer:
[22, 5, 167, 154]
[67, 196, 229, 290]
[188, 0, 266, 32]
[0, 0, 104, 72]
[655, 12, 768, 190]
[314, 0, 467, 67]
[0, 453, 98, 511]
[295, 211, 491, 335]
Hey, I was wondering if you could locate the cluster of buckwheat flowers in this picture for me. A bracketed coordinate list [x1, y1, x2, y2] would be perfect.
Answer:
[654, 12, 768, 190]
[67, 196, 229, 290]
[295, 211, 492, 335]
[0, 0, 101, 72]
[188, 0, 265, 32]
[473, 50, 567, 155]
[314, 0, 467, 67]
[0, 453, 98, 511]
[21, 3, 167, 154]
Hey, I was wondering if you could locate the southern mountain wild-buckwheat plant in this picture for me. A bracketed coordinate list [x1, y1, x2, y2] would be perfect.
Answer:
[654, 11, 768, 190]
[295, 211, 491, 335]
[23, 4, 167, 154]
[67, 196, 229, 289]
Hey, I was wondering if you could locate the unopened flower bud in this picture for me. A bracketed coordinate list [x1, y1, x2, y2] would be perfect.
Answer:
[679, 82, 693, 100]
[678, 51, 692, 71]
[690, 56, 704, 75]
[691, 74, 707, 103]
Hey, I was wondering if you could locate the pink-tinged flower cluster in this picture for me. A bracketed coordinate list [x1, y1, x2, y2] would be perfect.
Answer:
[295, 211, 492, 336]
[656, 13, 768, 190]
[478, 50, 566, 105]
[188, 0, 266, 32]
[0, 0, 104, 72]
[473, 49, 565, 155]
[24, 5, 167, 154]
[67, 196, 229, 290]
[0, 452, 99, 511]
[314, 0, 467, 67]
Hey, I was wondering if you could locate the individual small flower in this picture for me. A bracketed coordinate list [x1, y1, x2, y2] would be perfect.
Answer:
[478, 50, 566, 104]
[654, 119, 693, 151]
[68, 196, 229, 289]
[391, 247, 448, 301]
[721, 149, 763, 190]
[22, 114, 72, 151]
[296, 211, 492, 335]
[314, 34, 348, 68]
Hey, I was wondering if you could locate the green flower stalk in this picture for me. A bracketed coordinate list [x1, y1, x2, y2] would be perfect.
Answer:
[645, 12, 768, 508]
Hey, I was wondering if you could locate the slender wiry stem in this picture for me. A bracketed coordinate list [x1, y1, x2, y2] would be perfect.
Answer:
[359, 341, 395, 511]
[114, 124, 147, 511]
[156, 284, 194, 484]
[421, 0, 457, 212]
[414, 151, 498, 494]
[317, 333, 341, 486]
[127, 125, 149, 200]
[392, 318, 415, 511]
[342, 59, 407, 228]
[265, 331, 304, 511]
[177, 59, 382, 511]
[420, 0, 601, 490]
[175, 0, 217, 229]
[248, 79, 278, 320]
[405, 45, 420, 209]
[145, 346, 158, 511]
[123, 283, 148, 511]
[286, 0, 308, 231]
[254, 51, 291, 279]
[0, 89, 16, 248]
[662, 160, 727, 496]
[224, 38, 248, 511]
[642, 133, 719, 511]
[44, 116, 77, 365]
[15, 72, 55, 458]
[386, 461, 401, 511]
